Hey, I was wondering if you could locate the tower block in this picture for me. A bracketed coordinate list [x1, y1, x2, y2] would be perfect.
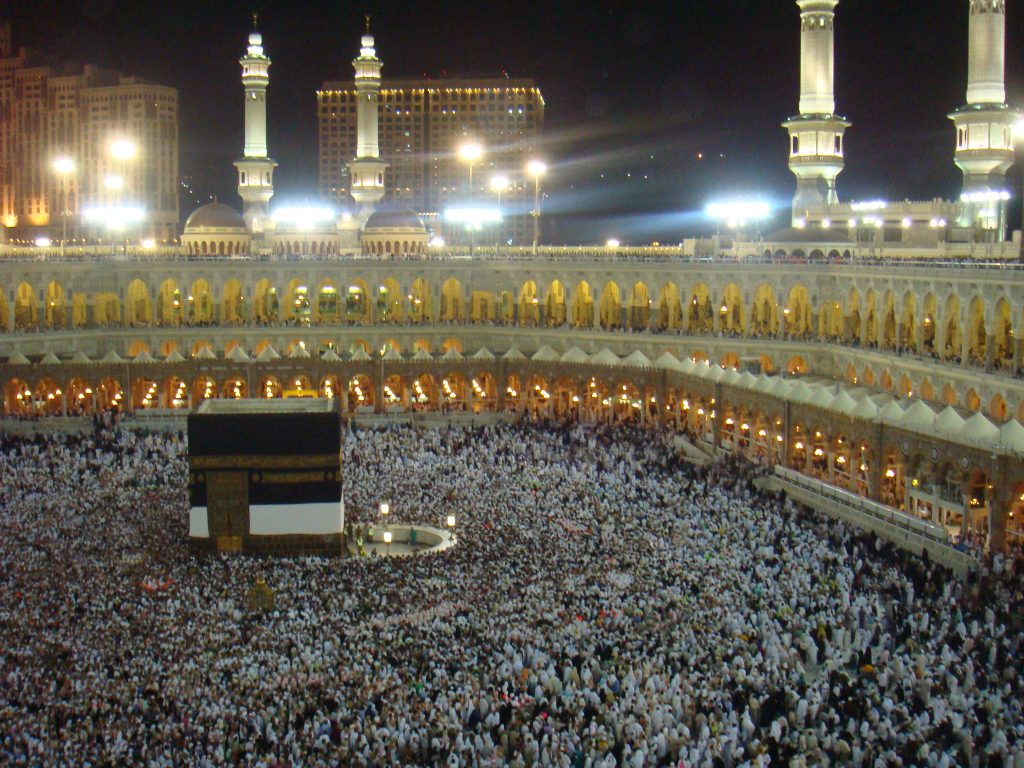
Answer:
[949, 0, 1017, 235]
[783, 0, 850, 224]
[234, 15, 277, 233]
[348, 17, 388, 224]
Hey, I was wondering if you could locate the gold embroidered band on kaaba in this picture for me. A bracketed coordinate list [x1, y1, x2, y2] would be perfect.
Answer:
[189, 454, 340, 470]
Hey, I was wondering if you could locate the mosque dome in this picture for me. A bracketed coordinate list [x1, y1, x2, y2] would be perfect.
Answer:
[184, 202, 248, 232]
[364, 208, 426, 232]
[361, 208, 429, 257]
[182, 202, 251, 257]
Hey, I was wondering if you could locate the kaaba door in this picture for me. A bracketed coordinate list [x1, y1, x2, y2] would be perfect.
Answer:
[207, 471, 249, 540]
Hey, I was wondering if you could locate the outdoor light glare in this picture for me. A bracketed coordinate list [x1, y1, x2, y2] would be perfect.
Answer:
[383, 530, 392, 544]
[109, 138, 137, 160]
[527, 159, 547, 177]
[489, 174, 509, 192]
[82, 206, 145, 225]
[458, 143, 483, 162]
[705, 201, 770, 222]
[272, 206, 335, 228]
[443, 207, 501, 225]
[104, 174, 124, 191]
[35, 237, 51, 247]
[52, 156, 75, 174]
[960, 190, 1010, 203]
[606, 238, 621, 248]
[379, 502, 389, 516]
[446, 514, 456, 528]
[850, 200, 887, 212]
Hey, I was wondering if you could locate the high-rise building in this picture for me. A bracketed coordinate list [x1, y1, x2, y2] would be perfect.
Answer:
[318, 75, 544, 245]
[0, 22, 179, 244]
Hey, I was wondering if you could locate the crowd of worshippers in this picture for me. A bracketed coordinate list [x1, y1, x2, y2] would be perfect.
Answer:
[0, 417, 1023, 768]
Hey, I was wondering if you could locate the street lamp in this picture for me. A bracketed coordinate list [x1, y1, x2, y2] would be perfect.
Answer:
[527, 160, 547, 254]
[52, 156, 75, 258]
[459, 142, 484, 255]
[490, 174, 509, 253]
[382, 529, 392, 556]
[109, 138, 137, 161]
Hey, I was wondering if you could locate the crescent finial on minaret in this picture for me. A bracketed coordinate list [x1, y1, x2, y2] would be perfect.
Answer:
[365, 14, 371, 33]
[252, 11, 259, 29]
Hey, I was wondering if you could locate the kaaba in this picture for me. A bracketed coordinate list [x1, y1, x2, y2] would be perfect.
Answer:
[187, 398, 344, 555]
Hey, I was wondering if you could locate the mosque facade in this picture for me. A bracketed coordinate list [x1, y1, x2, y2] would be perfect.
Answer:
[2, 4, 1024, 554]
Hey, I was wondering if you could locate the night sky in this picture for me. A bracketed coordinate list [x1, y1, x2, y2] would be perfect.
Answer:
[7, 0, 1024, 243]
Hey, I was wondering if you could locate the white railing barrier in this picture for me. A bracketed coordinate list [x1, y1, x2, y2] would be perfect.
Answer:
[772, 465, 977, 575]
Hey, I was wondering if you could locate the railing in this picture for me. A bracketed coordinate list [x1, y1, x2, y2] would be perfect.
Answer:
[0, 245, 1022, 268]
[773, 465, 978, 575]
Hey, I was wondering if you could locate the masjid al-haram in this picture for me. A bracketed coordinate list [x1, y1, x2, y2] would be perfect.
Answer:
[0, 2, 1023, 765]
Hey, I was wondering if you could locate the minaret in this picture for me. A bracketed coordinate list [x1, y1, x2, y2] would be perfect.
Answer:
[234, 14, 277, 233]
[782, 0, 850, 224]
[348, 16, 387, 223]
[949, 0, 1016, 236]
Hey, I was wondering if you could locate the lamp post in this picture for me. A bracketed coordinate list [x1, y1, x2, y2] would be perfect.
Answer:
[459, 143, 483, 255]
[489, 174, 508, 253]
[382, 529, 392, 557]
[446, 513, 456, 545]
[52, 157, 75, 258]
[527, 160, 547, 255]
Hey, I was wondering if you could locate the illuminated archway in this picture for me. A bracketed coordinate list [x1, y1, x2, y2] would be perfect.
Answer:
[345, 279, 371, 324]
[627, 281, 650, 331]
[315, 280, 339, 325]
[844, 288, 861, 343]
[378, 278, 404, 323]
[410, 278, 432, 323]
[545, 280, 567, 327]
[880, 291, 896, 351]
[222, 278, 246, 324]
[571, 281, 594, 328]
[283, 279, 311, 325]
[921, 293, 937, 356]
[943, 294, 962, 361]
[14, 282, 38, 330]
[223, 377, 248, 399]
[863, 289, 878, 348]
[125, 279, 152, 326]
[898, 291, 916, 351]
[44, 281, 67, 328]
[599, 281, 621, 330]
[188, 278, 214, 324]
[156, 279, 183, 326]
[657, 282, 683, 331]
[993, 297, 1013, 369]
[192, 376, 217, 403]
[750, 284, 777, 337]
[784, 284, 812, 338]
[253, 279, 279, 323]
[688, 282, 712, 334]
[440, 277, 465, 322]
[518, 280, 540, 326]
